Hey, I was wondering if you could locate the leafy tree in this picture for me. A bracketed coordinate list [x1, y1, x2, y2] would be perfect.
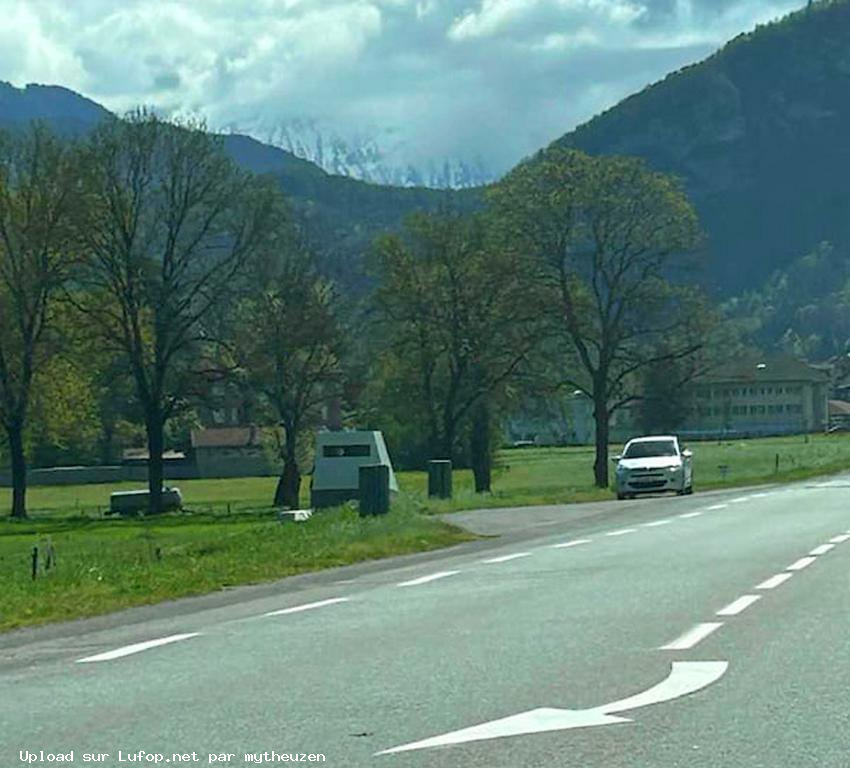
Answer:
[489, 147, 708, 487]
[636, 356, 693, 435]
[27, 355, 100, 467]
[371, 212, 545, 491]
[0, 125, 79, 518]
[233, 252, 344, 508]
[74, 111, 285, 513]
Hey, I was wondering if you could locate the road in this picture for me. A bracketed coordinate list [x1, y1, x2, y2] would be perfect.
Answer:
[3, 478, 850, 766]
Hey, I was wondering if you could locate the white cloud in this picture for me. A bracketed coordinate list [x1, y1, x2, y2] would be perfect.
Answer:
[448, 0, 646, 42]
[0, 0, 805, 174]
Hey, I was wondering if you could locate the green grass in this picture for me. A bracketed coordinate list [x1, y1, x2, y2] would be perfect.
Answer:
[0, 500, 474, 632]
[3, 431, 849, 632]
[400, 432, 850, 513]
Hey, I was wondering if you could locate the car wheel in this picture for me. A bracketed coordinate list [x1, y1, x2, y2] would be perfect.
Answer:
[686, 483, 694, 495]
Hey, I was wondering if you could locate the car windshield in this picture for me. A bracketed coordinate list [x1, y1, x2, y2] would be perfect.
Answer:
[624, 440, 678, 459]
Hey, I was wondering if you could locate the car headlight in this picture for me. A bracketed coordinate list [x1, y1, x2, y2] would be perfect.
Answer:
[666, 465, 682, 473]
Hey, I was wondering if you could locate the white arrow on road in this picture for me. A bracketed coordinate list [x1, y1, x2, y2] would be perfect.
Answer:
[377, 661, 728, 755]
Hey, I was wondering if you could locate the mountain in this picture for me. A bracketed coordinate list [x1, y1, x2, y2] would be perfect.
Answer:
[557, 0, 850, 295]
[0, 82, 109, 134]
[0, 82, 469, 291]
[224, 117, 493, 189]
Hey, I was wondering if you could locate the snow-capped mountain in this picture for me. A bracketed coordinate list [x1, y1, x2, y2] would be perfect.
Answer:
[223, 117, 494, 189]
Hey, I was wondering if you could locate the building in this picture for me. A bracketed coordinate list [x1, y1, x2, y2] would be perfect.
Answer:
[190, 426, 276, 478]
[680, 356, 830, 438]
[828, 399, 850, 431]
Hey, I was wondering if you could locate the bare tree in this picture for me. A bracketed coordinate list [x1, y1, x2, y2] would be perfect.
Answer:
[75, 111, 284, 513]
[0, 125, 79, 518]
[490, 148, 708, 487]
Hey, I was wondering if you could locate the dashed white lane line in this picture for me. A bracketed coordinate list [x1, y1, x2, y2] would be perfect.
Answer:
[398, 571, 461, 588]
[661, 622, 723, 651]
[716, 595, 761, 617]
[552, 539, 592, 549]
[76, 633, 200, 663]
[606, 528, 638, 537]
[642, 519, 673, 528]
[265, 597, 350, 617]
[750, 493, 771, 499]
[482, 552, 532, 564]
[705, 504, 728, 511]
[756, 573, 794, 590]
[787, 556, 817, 572]
[679, 512, 703, 519]
[730, 497, 751, 504]
[829, 534, 850, 544]
[809, 544, 835, 556]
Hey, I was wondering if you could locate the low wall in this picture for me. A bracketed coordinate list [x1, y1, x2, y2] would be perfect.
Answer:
[0, 462, 200, 488]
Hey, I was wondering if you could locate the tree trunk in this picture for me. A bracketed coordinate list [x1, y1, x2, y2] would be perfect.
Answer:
[7, 422, 27, 519]
[100, 417, 115, 465]
[438, 420, 455, 463]
[146, 411, 165, 515]
[274, 427, 301, 508]
[470, 400, 492, 493]
[593, 397, 611, 489]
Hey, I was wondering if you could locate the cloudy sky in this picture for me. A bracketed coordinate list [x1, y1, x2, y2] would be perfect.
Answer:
[0, 0, 804, 172]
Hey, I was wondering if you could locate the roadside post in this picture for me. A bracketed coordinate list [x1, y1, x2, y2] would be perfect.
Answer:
[359, 464, 390, 516]
[427, 460, 453, 499]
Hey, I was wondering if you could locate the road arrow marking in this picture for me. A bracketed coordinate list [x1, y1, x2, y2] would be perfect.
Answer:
[376, 661, 728, 755]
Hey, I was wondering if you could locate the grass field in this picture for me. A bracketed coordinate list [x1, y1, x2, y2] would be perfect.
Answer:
[2, 432, 849, 632]
[0, 500, 474, 632]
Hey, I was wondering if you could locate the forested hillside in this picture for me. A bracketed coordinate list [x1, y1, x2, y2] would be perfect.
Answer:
[0, 83, 471, 292]
[558, 0, 850, 295]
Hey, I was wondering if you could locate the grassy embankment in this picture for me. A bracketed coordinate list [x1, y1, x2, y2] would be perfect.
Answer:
[2, 432, 849, 632]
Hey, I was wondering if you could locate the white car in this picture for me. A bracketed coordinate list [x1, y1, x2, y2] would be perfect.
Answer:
[613, 435, 693, 500]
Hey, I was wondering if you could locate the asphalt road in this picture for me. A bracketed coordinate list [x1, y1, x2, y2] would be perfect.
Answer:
[3, 478, 850, 767]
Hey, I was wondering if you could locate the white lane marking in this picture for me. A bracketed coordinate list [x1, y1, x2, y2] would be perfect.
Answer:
[810, 544, 835, 556]
[756, 573, 793, 590]
[606, 528, 637, 537]
[642, 519, 673, 528]
[829, 534, 850, 544]
[730, 497, 750, 504]
[705, 504, 728, 511]
[76, 633, 200, 663]
[716, 595, 761, 617]
[397, 571, 460, 588]
[679, 512, 703, 519]
[750, 493, 771, 499]
[482, 552, 532, 564]
[265, 597, 350, 617]
[787, 556, 816, 571]
[660, 622, 723, 651]
[376, 662, 728, 755]
[552, 539, 592, 549]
